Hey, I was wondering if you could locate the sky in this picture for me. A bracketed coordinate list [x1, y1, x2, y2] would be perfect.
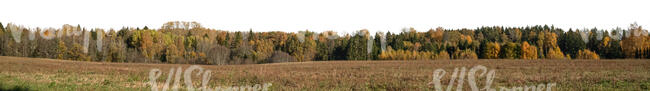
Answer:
[1, 0, 649, 34]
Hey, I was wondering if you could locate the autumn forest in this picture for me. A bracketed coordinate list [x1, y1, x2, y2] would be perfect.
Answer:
[1, 21, 649, 65]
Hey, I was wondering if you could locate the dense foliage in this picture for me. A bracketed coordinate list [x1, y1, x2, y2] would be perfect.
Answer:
[1, 21, 648, 64]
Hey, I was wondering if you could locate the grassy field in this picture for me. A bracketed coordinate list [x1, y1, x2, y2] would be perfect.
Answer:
[1, 56, 649, 90]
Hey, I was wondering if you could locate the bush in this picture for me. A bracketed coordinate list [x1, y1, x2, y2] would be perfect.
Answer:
[266, 51, 296, 63]
[453, 49, 478, 59]
[378, 48, 452, 60]
[434, 51, 450, 60]
[576, 49, 600, 59]
[230, 45, 255, 64]
[378, 49, 414, 60]
[546, 47, 566, 59]
[205, 45, 230, 65]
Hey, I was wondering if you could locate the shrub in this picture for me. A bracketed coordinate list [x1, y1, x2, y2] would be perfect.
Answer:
[546, 47, 565, 59]
[453, 49, 478, 59]
[433, 51, 450, 60]
[266, 51, 296, 63]
[576, 49, 600, 59]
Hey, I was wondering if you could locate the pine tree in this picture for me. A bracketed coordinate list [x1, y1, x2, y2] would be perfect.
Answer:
[559, 30, 586, 58]
[346, 31, 367, 60]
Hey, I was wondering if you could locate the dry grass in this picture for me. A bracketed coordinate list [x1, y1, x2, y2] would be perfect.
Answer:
[1, 56, 649, 90]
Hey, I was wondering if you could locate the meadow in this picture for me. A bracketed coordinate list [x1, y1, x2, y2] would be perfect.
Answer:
[1, 56, 649, 90]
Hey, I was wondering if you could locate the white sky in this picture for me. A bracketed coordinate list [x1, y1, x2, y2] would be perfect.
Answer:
[1, 0, 649, 34]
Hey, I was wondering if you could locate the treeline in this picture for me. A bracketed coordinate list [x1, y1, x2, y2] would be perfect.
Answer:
[1, 21, 649, 65]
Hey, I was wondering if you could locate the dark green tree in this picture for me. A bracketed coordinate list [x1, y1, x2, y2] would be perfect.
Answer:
[346, 31, 368, 60]
[559, 29, 586, 58]
[0, 22, 4, 32]
[371, 32, 383, 60]
[604, 40, 624, 59]
[500, 42, 521, 59]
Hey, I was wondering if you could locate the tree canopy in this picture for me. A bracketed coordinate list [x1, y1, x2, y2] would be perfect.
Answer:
[1, 21, 648, 65]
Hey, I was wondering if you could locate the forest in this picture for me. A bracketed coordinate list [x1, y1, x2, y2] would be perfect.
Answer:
[0, 21, 649, 65]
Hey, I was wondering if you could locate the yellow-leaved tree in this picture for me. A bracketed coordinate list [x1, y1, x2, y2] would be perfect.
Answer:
[482, 42, 500, 59]
[576, 49, 600, 59]
[521, 42, 538, 59]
